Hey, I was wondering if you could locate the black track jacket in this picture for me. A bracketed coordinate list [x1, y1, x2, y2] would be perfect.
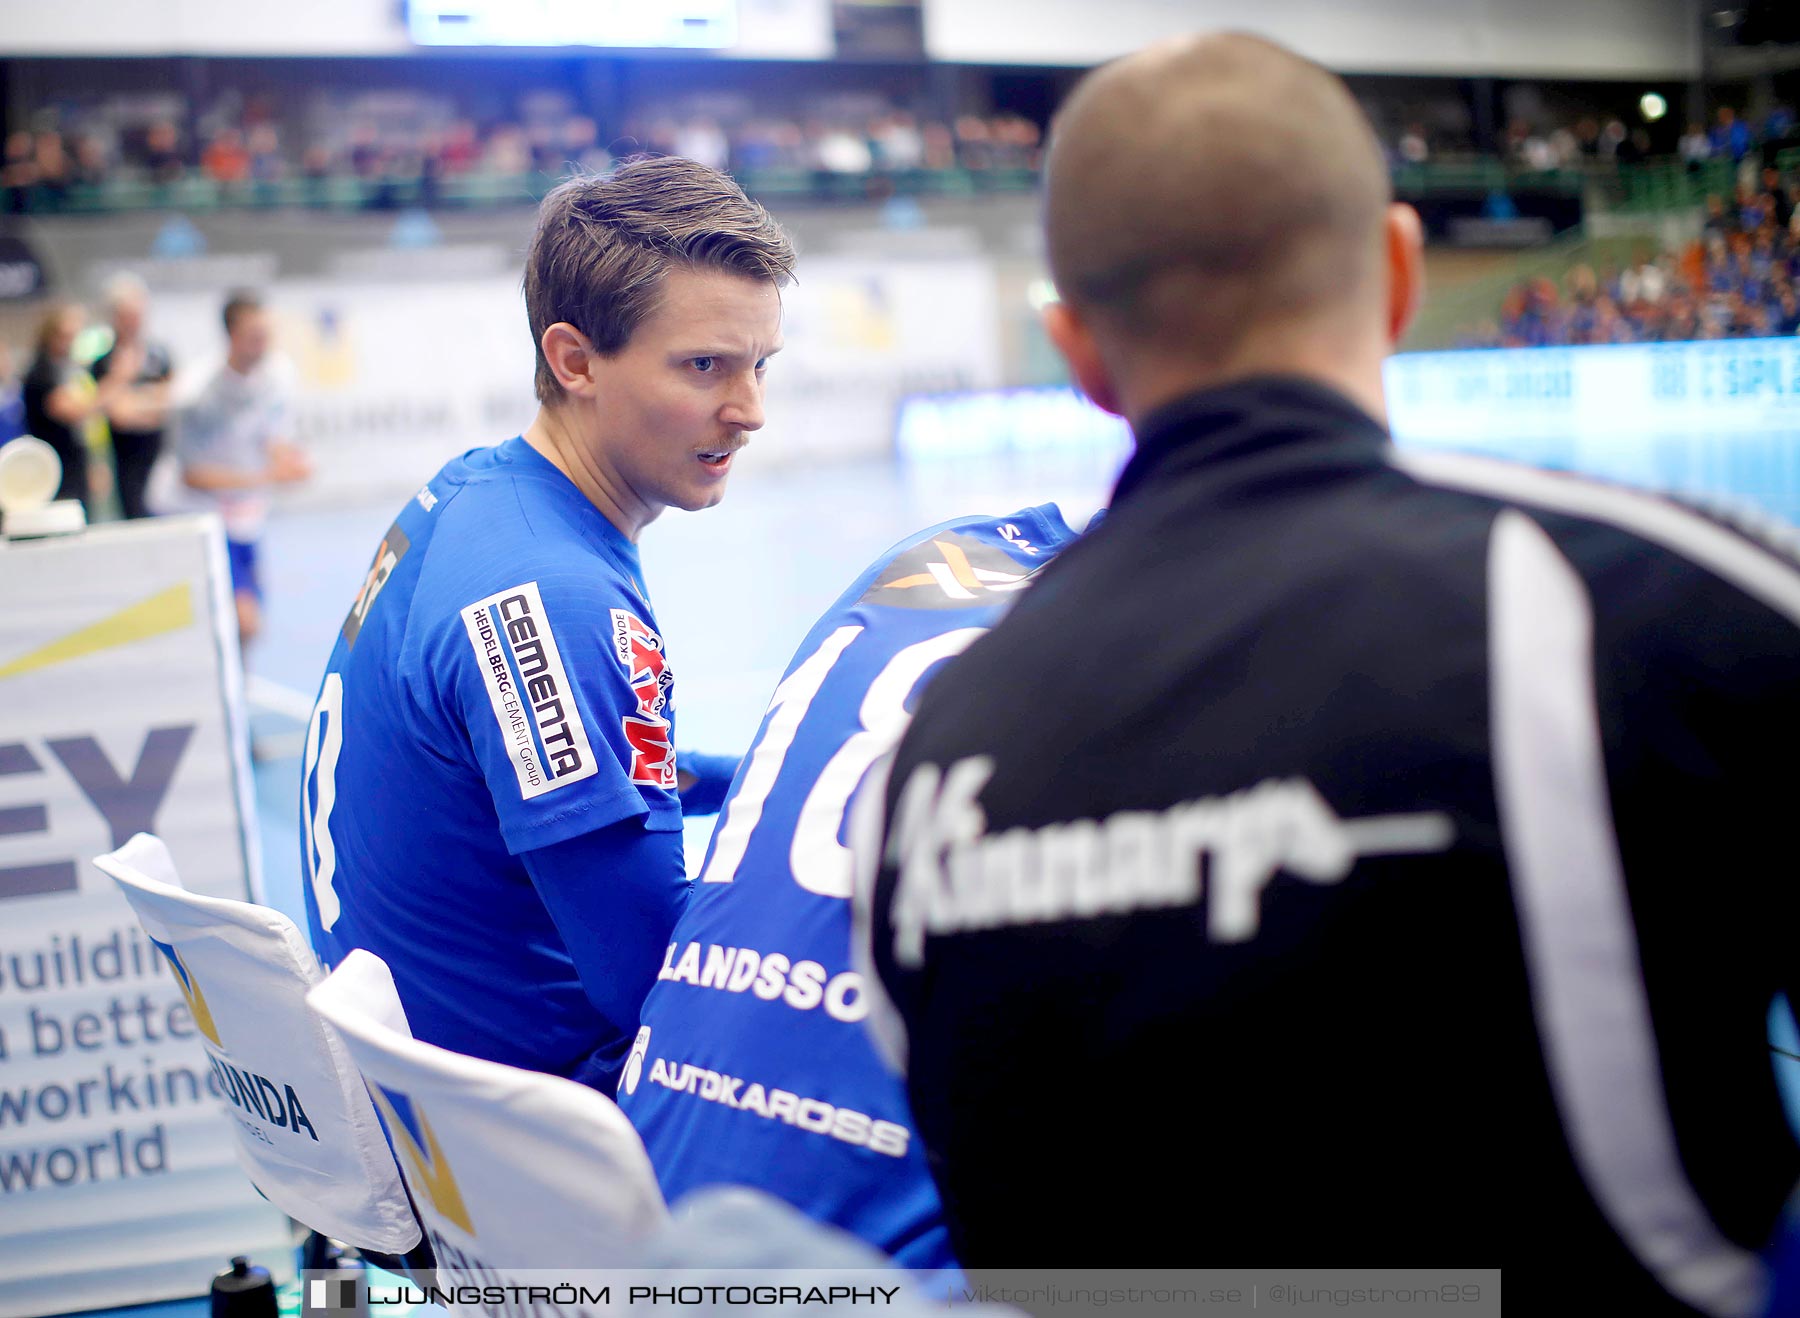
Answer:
[858, 375, 1800, 1316]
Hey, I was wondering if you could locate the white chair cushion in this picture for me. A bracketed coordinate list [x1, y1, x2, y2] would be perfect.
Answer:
[307, 949, 666, 1271]
[95, 833, 420, 1254]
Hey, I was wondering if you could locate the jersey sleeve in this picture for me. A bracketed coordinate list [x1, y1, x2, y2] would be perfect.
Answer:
[520, 815, 689, 1091]
[426, 566, 685, 854]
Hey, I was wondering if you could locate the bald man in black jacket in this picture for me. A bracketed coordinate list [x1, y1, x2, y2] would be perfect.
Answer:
[855, 33, 1800, 1317]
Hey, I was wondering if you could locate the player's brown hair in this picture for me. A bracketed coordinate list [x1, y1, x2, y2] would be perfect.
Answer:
[524, 155, 796, 405]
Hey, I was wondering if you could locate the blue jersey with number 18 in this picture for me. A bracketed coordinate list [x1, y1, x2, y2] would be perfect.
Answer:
[615, 505, 1081, 1268]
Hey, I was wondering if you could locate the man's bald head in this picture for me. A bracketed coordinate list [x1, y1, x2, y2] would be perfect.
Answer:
[1046, 33, 1393, 362]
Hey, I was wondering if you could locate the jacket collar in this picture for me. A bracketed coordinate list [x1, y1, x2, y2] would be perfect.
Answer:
[1112, 374, 1392, 507]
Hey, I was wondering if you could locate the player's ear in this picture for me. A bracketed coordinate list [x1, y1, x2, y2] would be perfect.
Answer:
[540, 322, 599, 398]
[1042, 299, 1123, 417]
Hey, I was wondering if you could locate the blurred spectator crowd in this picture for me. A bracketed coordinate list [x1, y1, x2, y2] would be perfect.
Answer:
[1388, 102, 1799, 172]
[6, 75, 1794, 213]
[1473, 167, 1800, 347]
[1391, 114, 1656, 169]
[1, 87, 1043, 212]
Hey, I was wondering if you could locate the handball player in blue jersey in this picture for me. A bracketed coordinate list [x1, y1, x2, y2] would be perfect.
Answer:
[300, 157, 794, 1093]
[616, 506, 1082, 1268]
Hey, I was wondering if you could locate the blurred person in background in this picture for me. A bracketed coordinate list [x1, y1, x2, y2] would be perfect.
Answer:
[2, 130, 36, 212]
[68, 135, 109, 188]
[437, 118, 483, 175]
[201, 128, 251, 185]
[247, 123, 284, 185]
[21, 301, 135, 515]
[299, 143, 334, 185]
[814, 120, 873, 176]
[0, 343, 22, 441]
[1599, 117, 1628, 160]
[674, 117, 730, 174]
[1712, 105, 1751, 163]
[860, 31, 1800, 1311]
[527, 119, 563, 175]
[1775, 284, 1800, 335]
[1397, 121, 1429, 164]
[1520, 124, 1558, 172]
[142, 119, 184, 185]
[952, 115, 993, 171]
[872, 111, 925, 173]
[1546, 122, 1580, 167]
[1681, 120, 1712, 170]
[92, 273, 174, 520]
[559, 115, 613, 175]
[483, 123, 532, 176]
[27, 131, 69, 209]
[300, 157, 790, 1099]
[178, 290, 310, 644]
[1765, 168, 1795, 231]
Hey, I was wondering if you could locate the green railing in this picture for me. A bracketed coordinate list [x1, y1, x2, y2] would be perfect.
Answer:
[1608, 158, 1737, 213]
[0, 157, 1694, 217]
[2, 165, 1047, 215]
[1390, 161, 1586, 196]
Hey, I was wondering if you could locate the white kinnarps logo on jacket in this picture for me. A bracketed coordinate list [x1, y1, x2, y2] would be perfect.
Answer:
[885, 759, 1456, 966]
[461, 581, 599, 800]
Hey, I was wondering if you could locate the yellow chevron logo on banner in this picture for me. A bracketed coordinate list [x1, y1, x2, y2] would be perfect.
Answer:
[148, 936, 223, 1046]
[370, 1086, 477, 1237]
[0, 583, 193, 681]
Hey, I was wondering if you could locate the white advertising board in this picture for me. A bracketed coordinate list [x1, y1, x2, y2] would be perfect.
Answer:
[893, 338, 1800, 530]
[0, 515, 288, 1316]
[3, 0, 831, 58]
[145, 256, 1001, 508]
[1385, 339, 1800, 525]
[922, 0, 1698, 77]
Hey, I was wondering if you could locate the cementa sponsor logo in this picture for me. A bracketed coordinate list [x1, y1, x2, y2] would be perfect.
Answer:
[461, 582, 598, 801]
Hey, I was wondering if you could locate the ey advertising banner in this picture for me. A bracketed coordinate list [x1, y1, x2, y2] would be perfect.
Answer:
[0, 516, 287, 1317]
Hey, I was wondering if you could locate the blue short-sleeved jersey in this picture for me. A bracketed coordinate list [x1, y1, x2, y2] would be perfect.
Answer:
[615, 505, 1080, 1269]
[300, 437, 685, 1083]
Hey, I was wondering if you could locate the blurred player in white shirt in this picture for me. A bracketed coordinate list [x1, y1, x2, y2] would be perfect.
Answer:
[178, 290, 311, 644]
